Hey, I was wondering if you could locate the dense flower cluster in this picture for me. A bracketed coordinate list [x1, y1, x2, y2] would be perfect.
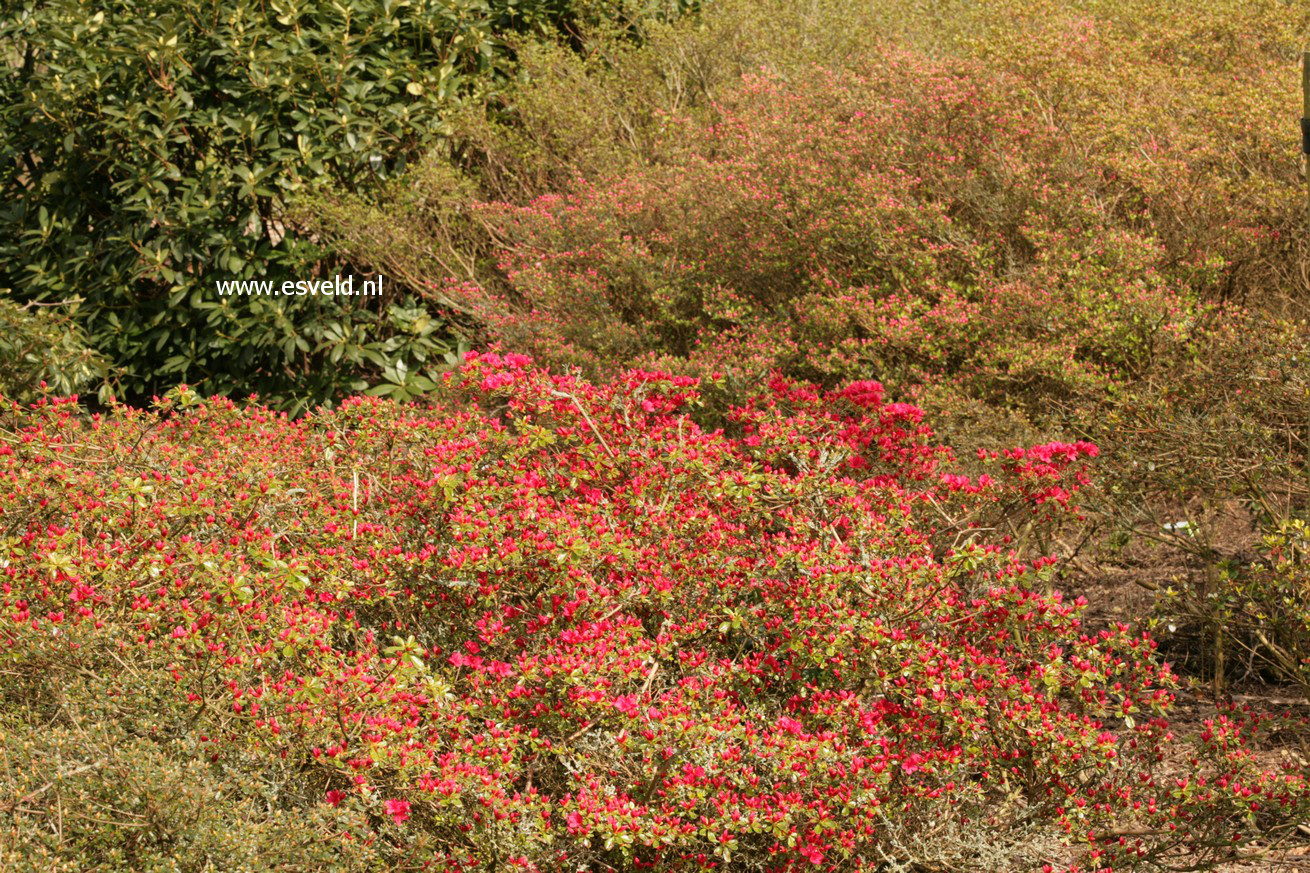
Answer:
[3, 354, 1305, 869]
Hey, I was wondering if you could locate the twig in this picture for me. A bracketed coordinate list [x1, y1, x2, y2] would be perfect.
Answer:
[566, 721, 594, 742]
[550, 390, 616, 459]
[640, 660, 660, 702]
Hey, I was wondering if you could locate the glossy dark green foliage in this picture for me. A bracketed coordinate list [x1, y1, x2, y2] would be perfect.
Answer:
[0, 0, 621, 410]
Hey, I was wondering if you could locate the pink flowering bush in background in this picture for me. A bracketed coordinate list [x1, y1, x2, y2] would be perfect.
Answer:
[2, 353, 1307, 870]
[456, 58, 1186, 409]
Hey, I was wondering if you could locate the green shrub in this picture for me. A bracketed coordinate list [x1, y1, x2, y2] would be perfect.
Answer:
[0, 645, 378, 872]
[1237, 520, 1310, 695]
[0, 0, 687, 409]
[0, 295, 111, 404]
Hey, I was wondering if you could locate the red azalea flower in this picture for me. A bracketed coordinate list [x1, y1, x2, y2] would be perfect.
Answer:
[384, 798, 411, 824]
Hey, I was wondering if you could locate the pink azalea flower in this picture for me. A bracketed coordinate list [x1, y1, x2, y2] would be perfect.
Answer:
[384, 798, 411, 824]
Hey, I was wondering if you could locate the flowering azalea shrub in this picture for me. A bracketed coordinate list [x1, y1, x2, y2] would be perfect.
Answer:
[2, 354, 1307, 869]
[454, 57, 1193, 414]
[343, 0, 1305, 318]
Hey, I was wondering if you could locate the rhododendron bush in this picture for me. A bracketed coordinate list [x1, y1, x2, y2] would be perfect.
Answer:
[3, 354, 1307, 870]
